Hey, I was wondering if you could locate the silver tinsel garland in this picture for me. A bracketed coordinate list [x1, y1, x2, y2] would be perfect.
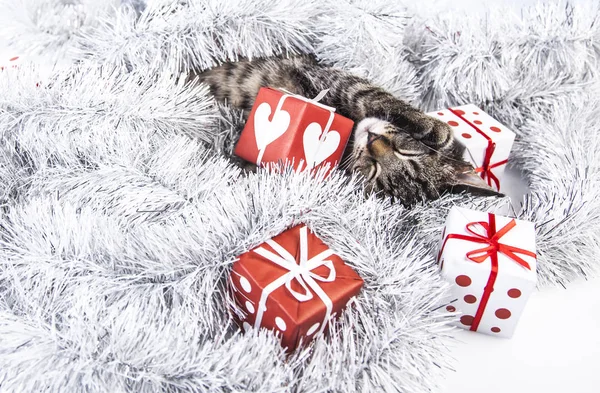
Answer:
[1, 0, 599, 392]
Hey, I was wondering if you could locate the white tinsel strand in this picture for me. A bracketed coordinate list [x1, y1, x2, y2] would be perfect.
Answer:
[294, 297, 454, 393]
[504, 2, 600, 86]
[0, 196, 239, 333]
[0, 165, 459, 392]
[0, 64, 219, 181]
[313, 1, 421, 104]
[415, 8, 513, 111]
[514, 92, 600, 287]
[314, 0, 408, 68]
[0, 0, 120, 65]
[413, 2, 600, 122]
[0, 64, 218, 141]
[22, 141, 240, 226]
[484, 1, 600, 126]
[79, 0, 320, 72]
[0, 309, 297, 392]
[346, 50, 423, 106]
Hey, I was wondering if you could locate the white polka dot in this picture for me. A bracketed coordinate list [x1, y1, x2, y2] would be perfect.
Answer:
[239, 276, 252, 293]
[245, 301, 255, 314]
[275, 317, 287, 331]
[306, 322, 320, 336]
[242, 322, 251, 332]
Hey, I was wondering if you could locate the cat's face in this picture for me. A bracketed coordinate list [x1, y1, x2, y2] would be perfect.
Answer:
[351, 118, 499, 205]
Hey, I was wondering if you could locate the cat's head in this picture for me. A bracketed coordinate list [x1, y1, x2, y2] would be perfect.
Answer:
[351, 117, 502, 205]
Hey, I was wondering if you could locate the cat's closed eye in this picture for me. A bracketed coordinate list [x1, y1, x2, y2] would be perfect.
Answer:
[393, 149, 426, 159]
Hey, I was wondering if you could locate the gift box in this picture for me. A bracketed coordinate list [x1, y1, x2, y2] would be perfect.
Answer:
[427, 104, 516, 192]
[437, 206, 536, 338]
[230, 225, 363, 350]
[234, 87, 354, 175]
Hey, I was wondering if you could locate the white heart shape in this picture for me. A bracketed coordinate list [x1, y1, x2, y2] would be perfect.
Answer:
[253, 102, 291, 151]
[303, 122, 341, 169]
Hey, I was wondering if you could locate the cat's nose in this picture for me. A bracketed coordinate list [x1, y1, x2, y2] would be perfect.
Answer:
[367, 132, 381, 146]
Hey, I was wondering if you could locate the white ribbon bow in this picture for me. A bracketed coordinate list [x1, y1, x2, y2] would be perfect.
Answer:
[252, 226, 336, 336]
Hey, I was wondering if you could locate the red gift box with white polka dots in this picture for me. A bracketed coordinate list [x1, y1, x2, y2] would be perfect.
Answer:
[437, 206, 537, 338]
[234, 87, 354, 176]
[427, 104, 516, 192]
[230, 225, 363, 350]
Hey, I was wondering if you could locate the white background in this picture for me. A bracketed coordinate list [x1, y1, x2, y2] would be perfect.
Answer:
[2, 1, 599, 392]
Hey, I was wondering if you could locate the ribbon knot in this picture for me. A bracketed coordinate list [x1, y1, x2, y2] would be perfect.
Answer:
[461, 218, 534, 270]
[251, 226, 336, 335]
[473, 141, 507, 191]
[278, 88, 333, 112]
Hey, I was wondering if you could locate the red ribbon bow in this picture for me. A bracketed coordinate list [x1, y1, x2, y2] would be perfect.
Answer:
[461, 219, 534, 270]
[438, 213, 536, 332]
[449, 108, 508, 191]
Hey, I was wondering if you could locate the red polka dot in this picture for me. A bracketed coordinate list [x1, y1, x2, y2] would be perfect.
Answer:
[446, 305, 456, 312]
[490, 126, 501, 133]
[461, 133, 472, 139]
[473, 120, 482, 125]
[9, 56, 19, 62]
[495, 308, 511, 319]
[460, 315, 474, 326]
[491, 327, 501, 333]
[507, 288, 522, 298]
[448, 120, 459, 127]
[473, 111, 480, 115]
[437, 112, 445, 116]
[454, 109, 465, 115]
[464, 294, 477, 304]
[455, 275, 472, 287]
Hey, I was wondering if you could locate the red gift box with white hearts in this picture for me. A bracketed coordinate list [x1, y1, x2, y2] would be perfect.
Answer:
[427, 104, 516, 192]
[234, 87, 354, 175]
[437, 206, 536, 338]
[230, 225, 363, 350]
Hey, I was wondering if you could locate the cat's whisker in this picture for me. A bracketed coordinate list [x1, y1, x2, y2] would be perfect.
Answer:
[340, 152, 356, 170]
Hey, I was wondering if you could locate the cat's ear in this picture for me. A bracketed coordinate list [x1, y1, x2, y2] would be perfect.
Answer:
[446, 165, 505, 198]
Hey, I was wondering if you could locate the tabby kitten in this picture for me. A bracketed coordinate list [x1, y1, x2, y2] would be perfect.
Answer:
[192, 55, 499, 205]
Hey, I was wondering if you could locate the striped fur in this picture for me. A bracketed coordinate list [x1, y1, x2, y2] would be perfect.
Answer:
[191, 55, 499, 204]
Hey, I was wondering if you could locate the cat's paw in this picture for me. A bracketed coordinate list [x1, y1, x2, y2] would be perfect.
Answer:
[402, 112, 453, 149]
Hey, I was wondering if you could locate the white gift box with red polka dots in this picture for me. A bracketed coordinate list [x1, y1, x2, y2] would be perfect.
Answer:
[428, 104, 516, 192]
[437, 206, 537, 338]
